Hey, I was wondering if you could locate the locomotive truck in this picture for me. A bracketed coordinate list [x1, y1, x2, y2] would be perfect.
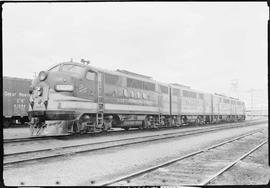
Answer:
[27, 60, 246, 136]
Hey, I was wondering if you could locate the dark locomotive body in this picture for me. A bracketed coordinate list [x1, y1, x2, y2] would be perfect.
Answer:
[27, 61, 246, 135]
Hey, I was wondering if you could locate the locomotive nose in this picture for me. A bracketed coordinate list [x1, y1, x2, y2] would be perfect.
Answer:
[31, 70, 76, 96]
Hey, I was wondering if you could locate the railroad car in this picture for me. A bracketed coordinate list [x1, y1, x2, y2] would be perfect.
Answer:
[3, 76, 32, 127]
[212, 94, 246, 123]
[170, 84, 213, 125]
[27, 60, 246, 136]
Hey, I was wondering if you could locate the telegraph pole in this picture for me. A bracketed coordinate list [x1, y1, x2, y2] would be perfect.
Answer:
[247, 89, 255, 120]
[230, 79, 239, 99]
[247, 88, 263, 120]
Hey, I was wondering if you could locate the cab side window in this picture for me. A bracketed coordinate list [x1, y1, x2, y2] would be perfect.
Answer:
[86, 71, 95, 81]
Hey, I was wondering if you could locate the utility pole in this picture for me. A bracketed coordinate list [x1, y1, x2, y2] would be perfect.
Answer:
[230, 79, 239, 99]
[247, 89, 255, 120]
[247, 88, 263, 120]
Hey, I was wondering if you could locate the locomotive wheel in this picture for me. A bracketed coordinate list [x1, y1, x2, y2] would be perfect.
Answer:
[139, 121, 144, 130]
[102, 123, 109, 132]
[72, 121, 79, 134]
[195, 118, 200, 126]
[4, 119, 12, 128]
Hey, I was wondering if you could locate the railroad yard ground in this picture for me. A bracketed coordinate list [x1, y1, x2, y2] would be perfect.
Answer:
[209, 142, 269, 185]
[3, 119, 269, 186]
[4, 127, 31, 139]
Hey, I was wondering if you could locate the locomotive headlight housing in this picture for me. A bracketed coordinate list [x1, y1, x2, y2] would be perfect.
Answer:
[37, 91, 42, 96]
[39, 71, 48, 81]
[55, 84, 74, 91]
[34, 87, 43, 96]
[29, 85, 34, 94]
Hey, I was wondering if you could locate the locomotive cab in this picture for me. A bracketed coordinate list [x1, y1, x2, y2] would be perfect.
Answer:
[28, 62, 100, 135]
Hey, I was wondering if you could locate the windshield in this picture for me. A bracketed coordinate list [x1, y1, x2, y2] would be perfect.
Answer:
[48, 65, 61, 72]
[48, 64, 86, 75]
[61, 64, 85, 75]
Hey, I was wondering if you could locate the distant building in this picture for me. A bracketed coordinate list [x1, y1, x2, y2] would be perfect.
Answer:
[246, 108, 268, 117]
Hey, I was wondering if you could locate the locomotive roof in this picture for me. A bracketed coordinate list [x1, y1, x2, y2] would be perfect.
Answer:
[116, 69, 152, 79]
[53, 61, 244, 103]
[59, 61, 157, 83]
[170, 83, 190, 89]
[213, 93, 241, 103]
[169, 83, 213, 96]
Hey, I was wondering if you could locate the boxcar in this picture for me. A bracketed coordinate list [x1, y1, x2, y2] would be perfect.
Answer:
[3, 76, 32, 127]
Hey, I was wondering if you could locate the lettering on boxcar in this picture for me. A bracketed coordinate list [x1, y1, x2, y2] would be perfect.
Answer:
[4, 91, 16, 97]
[16, 98, 25, 103]
[19, 92, 29, 97]
[13, 104, 26, 114]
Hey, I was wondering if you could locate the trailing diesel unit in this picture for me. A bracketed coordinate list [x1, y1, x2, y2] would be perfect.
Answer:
[27, 60, 246, 136]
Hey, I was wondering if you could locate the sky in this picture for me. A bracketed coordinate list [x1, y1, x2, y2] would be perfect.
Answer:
[2, 2, 268, 109]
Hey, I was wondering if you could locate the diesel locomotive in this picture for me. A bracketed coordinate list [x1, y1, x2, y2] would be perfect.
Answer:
[27, 60, 246, 136]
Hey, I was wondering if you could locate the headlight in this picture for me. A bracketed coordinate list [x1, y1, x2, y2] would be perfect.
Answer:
[55, 84, 74, 91]
[33, 87, 43, 96]
[39, 71, 48, 81]
[37, 91, 42, 96]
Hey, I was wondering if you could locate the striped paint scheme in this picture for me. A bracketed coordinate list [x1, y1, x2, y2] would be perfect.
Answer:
[104, 103, 160, 113]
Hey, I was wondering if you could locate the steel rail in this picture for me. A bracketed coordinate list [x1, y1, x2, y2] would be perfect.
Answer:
[3, 128, 153, 143]
[3, 119, 266, 144]
[3, 119, 266, 166]
[4, 128, 149, 143]
[6, 120, 253, 157]
[3, 129, 126, 143]
[4, 121, 267, 166]
[96, 128, 265, 186]
[4, 123, 253, 166]
[3, 134, 71, 143]
[4, 126, 217, 157]
[4, 119, 266, 145]
[199, 139, 268, 185]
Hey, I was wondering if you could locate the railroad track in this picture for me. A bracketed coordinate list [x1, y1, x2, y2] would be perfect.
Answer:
[3, 128, 143, 143]
[97, 128, 267, 186]
[3, 119, 266, 144]
[3, 134, 71, 143]
[4, 120, 267, 167]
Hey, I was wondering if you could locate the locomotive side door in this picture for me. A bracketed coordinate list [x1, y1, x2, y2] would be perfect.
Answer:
[75, 70, 97, 100]
[81, 70, 104, 103]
